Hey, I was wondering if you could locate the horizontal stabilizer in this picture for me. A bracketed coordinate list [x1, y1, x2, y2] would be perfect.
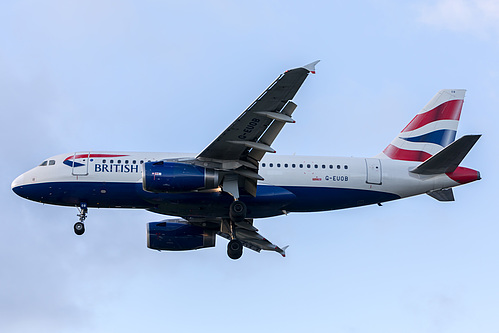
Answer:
[410, 135, 481, 175]
[427, 188, 455, 201]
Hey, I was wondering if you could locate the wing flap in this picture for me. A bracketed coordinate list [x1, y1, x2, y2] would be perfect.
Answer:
[235, 227, 288, 257]
[248, 101, 298, 162]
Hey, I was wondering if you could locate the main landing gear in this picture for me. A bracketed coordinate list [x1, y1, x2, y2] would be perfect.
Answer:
[229, 200, 246, 223]
[227, 239, 243, 260]
[74, 203, 87, 236]
[226, 200, 247, 260]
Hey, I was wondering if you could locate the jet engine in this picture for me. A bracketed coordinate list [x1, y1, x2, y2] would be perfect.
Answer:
[142, 161, 219, 193]
[147, 219, 216, 251]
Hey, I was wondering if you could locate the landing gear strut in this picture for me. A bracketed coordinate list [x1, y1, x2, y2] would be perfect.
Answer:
[226, 200, 247, 260]
[74, 203, 87, 235]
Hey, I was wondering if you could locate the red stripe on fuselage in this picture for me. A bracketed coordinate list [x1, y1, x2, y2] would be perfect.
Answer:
[383, 144, 432, 162]
[402, 100, 463, 132]
[64, 154, 129, 161]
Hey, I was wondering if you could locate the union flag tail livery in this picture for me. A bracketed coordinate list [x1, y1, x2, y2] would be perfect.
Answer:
[11, 62, 481, 260]
[379, 89, 465, 162]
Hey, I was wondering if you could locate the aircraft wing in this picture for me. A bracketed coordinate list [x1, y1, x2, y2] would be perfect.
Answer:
[218, 219, 288, 257]
[195, 61, 319, 196]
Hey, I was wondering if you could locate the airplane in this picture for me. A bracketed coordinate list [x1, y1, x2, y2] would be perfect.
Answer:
[11, 61, 481, 260]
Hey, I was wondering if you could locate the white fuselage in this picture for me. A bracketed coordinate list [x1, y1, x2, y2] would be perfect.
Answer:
[11, 151, 463, 218]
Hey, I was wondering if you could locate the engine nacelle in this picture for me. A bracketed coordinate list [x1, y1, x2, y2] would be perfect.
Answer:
[142, 161, 219, 193]
[147, 219, 216, 251]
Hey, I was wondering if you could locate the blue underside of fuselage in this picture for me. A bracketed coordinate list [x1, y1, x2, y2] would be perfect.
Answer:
[12, 182, 400, 218]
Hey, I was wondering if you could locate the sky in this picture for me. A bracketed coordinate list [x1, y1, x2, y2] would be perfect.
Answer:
[0, 0, 497, 332]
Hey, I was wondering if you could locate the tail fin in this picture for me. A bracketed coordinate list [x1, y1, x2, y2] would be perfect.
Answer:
[378, 89, 466, 162]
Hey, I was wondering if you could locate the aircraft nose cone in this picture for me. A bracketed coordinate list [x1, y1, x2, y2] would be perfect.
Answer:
[11, 173, 27, 197]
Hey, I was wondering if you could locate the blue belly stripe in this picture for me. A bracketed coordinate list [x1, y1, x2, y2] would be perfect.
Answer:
[12, 182, 401, 218]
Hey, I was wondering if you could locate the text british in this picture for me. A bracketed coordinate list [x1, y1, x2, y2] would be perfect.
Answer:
[95, 164, 139, 173]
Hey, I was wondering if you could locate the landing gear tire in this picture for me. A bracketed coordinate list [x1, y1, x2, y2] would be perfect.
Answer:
[227, 239, 243, 260]
[74, 222, 85, 235]
[229, 200, 247, 222]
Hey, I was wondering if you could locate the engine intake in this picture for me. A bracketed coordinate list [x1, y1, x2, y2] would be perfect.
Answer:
[147, 219, 216, 251]
[142, 161, 219, 193]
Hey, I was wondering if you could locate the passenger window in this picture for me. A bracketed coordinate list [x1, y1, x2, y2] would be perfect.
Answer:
[125, 160, 129, 164]
[39, 161, 48, 166]
[117, 160, 121, 164]
[269, 163, 273, 167]
[262, 163, 266, 167]
[284, 163, 288, 168]
[299, 164, 303, 168]
[292, 164, 296, 168]
[132, 160, 136, 164]
[307, 164, 311, 168]
[344, 165, 348, 170]
[140, 160, 144, 164]
[277, 163, 281, 168]
[103, 159, 106, 163]
[49, 160, 55, 166]
[322, 164, 326, 169]
[314, 164, 318, 168]
[337, 165, 341, 169]
[110, 160, 114, 164]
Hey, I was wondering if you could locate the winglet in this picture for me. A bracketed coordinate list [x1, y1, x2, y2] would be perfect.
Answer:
[278, 245, 289, 257]
[302, 60, 320, 74]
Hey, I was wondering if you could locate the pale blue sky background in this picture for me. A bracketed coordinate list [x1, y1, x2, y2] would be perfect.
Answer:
[0, 1, 497, 332]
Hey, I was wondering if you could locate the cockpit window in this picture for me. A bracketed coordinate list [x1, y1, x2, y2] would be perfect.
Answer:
[39, 161, 48, 166]
[49, 160, 56, 165]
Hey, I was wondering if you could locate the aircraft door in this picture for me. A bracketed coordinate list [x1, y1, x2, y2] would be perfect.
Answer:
[72, 152, 90, 176]
[365, 158, 382, 185]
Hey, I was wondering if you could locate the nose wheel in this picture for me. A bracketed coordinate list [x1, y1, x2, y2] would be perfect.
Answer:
[74, 222, 85, 235]
[74, 203, 88, 235]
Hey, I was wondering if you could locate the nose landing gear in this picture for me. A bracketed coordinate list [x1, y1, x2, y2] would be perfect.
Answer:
[74, 203, 87, 235]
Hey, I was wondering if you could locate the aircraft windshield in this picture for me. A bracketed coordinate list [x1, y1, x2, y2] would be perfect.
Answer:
[39, 160, 55, 166]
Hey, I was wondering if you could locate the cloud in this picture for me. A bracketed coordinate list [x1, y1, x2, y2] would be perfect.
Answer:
[416, 0, 499, 39]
